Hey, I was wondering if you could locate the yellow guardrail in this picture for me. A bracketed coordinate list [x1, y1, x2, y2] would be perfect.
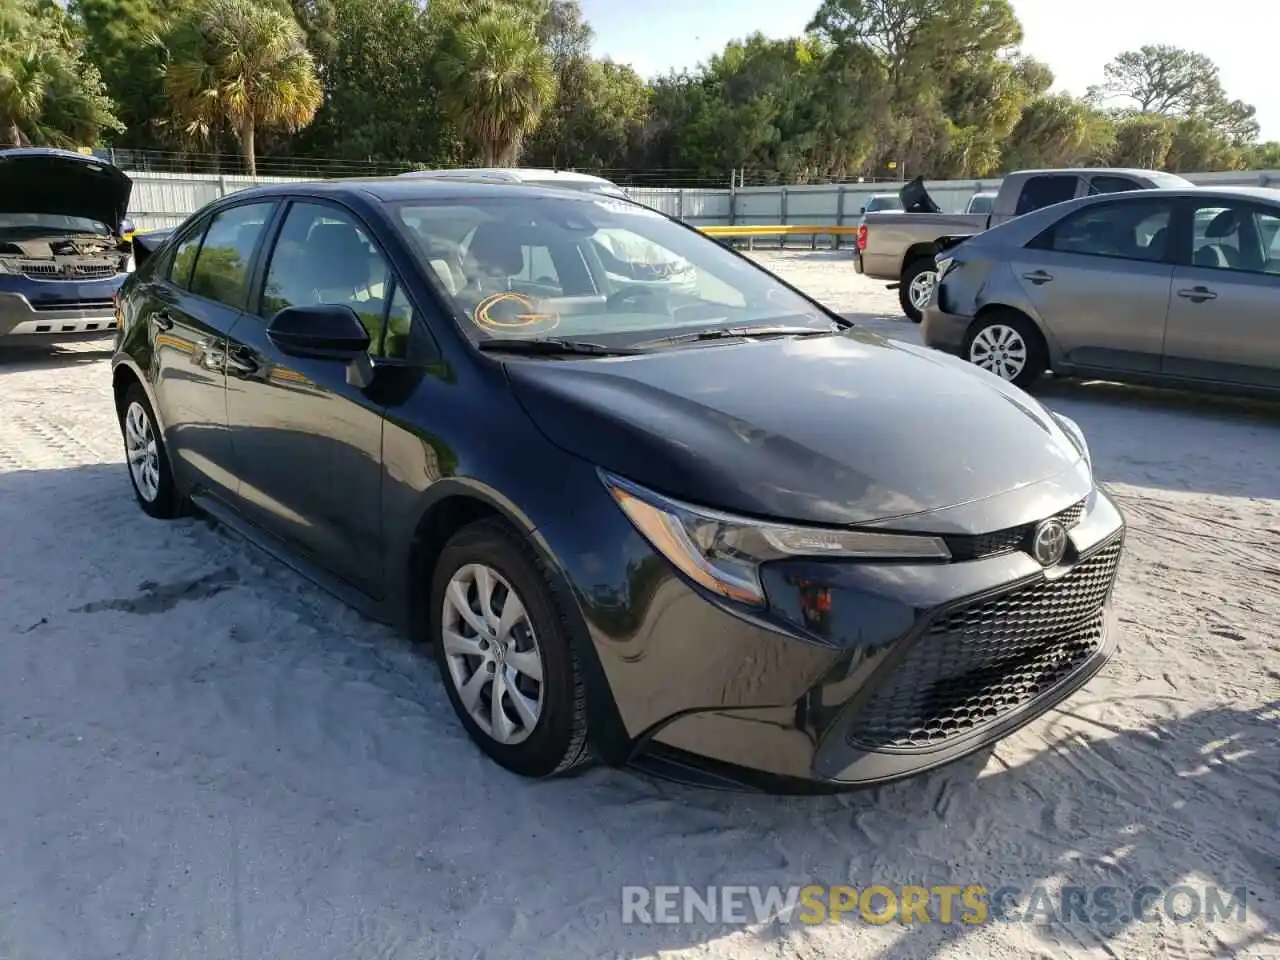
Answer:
[697, 224, 859, 250]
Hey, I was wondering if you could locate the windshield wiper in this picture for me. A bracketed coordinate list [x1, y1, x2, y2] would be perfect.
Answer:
[635, 325, 838, 348]
[476, 337, 638, 357]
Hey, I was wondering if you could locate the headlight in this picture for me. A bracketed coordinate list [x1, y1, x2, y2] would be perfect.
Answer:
[1050, 411, 1091, 469]
[601, 472, 951, 607]
[125, 255, 136, 273]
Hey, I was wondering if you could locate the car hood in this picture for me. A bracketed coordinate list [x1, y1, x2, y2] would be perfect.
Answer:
[505, 329, 1085, 527]
[0, 149, 133, 232]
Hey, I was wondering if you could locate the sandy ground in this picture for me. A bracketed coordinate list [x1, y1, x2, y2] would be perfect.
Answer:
[0, 250, 1277, 960]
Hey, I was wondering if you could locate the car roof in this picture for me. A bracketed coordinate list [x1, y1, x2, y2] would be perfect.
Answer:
[1075, 185, 1280, 203]
[207, 176, 624, 206]
[399, 167, 618, 186]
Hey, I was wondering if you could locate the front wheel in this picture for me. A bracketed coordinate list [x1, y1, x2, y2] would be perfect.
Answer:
[429, 518, 591, 778]
[899, 258, 937, 323]
[963, 311, 1048, 388]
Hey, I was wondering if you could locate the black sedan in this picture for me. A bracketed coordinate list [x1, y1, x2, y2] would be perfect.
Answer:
[111, 177, 1125, 790]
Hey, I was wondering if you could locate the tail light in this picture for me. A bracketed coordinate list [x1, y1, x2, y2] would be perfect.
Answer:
[112, 290, 123, 328]
[857, 225, 868, 251]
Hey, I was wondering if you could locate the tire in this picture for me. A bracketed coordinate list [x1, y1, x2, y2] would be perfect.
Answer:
[119, 383, 184, 519]
[429, 518, 591, 778]
[962, 310, 1048, 389]
[899, 257, 937, 323]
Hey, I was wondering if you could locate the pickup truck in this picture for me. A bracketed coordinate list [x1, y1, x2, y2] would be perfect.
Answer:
[855, 167, 1195, 321]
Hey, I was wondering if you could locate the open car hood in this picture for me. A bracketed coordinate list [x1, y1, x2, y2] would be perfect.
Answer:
[0, 148, 133, 233]
[899, 175, 943, 214]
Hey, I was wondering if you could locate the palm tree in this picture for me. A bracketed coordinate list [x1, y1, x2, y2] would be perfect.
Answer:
[0, 0, 122, 148]
[436, 9, 556, 167]
[162, 0, 322, 176]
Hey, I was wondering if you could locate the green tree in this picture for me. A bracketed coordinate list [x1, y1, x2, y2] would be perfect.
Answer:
[0, 0, 122, 147]
[435, 5, 555, 166]
[1002, 94, 1115, 170]
[1089, 45, 1220, 115]
[290, 0, 458, 165]
[1110, 113, 1174, 169]
[808, 0, 1025, 178]
[1089, 45, 1260, 148]
[161, 0, 323, 175]
[526, 57, 648, 170]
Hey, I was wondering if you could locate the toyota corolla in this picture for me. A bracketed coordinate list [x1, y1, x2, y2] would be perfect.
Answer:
[111, 178, 1125, 790]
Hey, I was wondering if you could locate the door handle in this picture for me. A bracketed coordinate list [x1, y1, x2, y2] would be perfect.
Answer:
[1022, 270, 1053, 285]
[224, 344, 258, 377]
[1177, 286, 1217, 303]
[153, 311, 174, 331]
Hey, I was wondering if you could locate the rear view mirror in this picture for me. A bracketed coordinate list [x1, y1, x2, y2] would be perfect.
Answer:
[859, 206, 866, 215]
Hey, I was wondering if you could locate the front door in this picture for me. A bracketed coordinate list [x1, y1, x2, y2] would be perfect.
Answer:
[1162, 199, 1280, 389]
[223, 200, 396, 595]
[1013, 196, 1176, 374]
[145, 202, 276, 498]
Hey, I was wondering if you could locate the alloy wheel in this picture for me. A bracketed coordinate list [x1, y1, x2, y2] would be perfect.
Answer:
[969, 324, 1028, 381]
[441, 562, 545, 746]
[908, 269, 938, 311]
[124, 400, 161, 503]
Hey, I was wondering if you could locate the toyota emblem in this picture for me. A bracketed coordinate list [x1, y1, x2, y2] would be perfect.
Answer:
[1031, 519, 1068, 568]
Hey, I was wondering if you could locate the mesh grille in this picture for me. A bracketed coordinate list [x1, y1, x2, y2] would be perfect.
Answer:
[845, 537, 1121, 752]
[19, 261, 119, 280]
[944, 499, 1086, 562]
[29, 299, 115, 313]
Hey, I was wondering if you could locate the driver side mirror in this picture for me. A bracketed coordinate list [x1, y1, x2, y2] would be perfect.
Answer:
[858, 206, 866, 215]
[266, 304, 375, 387]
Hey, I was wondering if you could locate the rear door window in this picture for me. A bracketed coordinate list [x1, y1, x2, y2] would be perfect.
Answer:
[188, 203, 275, 309]
[1015, 175, 1080, 216]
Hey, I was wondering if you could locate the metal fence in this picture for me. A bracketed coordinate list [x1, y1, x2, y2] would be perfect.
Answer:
[124, 168, 1280, 233]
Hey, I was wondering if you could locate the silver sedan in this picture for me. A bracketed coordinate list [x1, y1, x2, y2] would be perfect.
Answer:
[922, 186, 1280, 395]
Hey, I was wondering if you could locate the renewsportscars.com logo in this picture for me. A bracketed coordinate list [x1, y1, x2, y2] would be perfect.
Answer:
[621, 884, 1251, 926]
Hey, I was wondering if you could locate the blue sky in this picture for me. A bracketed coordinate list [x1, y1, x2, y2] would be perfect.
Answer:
[580, 0, 1278, 142]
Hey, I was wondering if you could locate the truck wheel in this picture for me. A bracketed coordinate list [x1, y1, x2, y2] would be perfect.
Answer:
[963, 310, 1048, 388]
[899, 258, 937, 323]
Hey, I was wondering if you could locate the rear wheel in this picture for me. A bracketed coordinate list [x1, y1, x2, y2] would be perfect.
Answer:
[899, 258, 937, 323]
[119, 383, 184, 519]
[429, 518, 591, 778]
[963, 310, 1048, 388]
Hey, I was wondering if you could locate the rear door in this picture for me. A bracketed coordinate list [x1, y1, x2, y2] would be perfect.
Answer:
[1161, 198, 1280, 389]
[144, 201, 276, 498]
[1012, 196, 1176, 374]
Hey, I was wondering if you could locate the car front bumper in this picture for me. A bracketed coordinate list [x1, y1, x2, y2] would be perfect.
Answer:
[921, 300, 972, 357]
[0, 285, 123, 341]
[574, 482, 1126, 791]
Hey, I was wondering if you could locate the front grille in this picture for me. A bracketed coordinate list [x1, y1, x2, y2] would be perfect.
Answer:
[944, 499, 1085, 562]
[66, 262, 119, 279]
[19, 261, 119, 280]
[30, 299, 115, 313]
[844, 537, 1121, 752]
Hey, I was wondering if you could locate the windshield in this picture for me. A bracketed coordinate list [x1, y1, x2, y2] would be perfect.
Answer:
[391, 195, 832, 345]
[0, 213, 110, 236]
[968, 194, 994, 213]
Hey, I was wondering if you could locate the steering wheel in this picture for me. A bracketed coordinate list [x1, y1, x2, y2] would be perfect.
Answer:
[606, 284, 669, 314]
